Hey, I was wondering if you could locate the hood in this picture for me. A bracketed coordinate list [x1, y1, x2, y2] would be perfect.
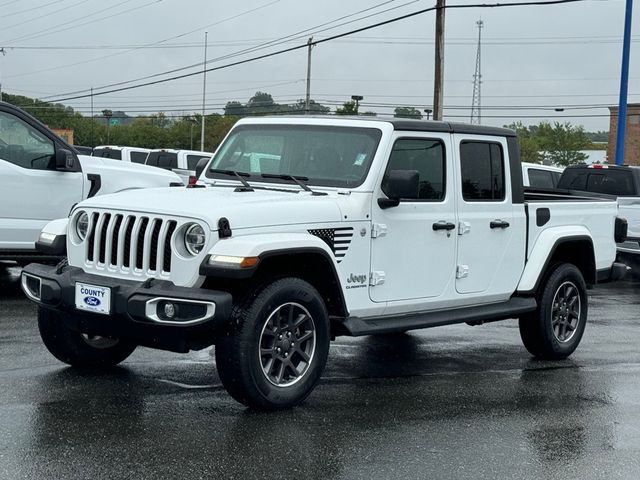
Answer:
[76, 185, 345, 230]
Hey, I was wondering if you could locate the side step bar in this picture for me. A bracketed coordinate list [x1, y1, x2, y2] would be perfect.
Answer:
[341, 297, 537, 337]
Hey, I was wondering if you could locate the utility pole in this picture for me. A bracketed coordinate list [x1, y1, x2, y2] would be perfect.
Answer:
[433, 0, 445, 121]
[305, 37, 314, 114]
[615, 0, 634, 166]
[470, 19, 484, 125]
[0, 48, 6, 103]
[200, 31, 208, 152]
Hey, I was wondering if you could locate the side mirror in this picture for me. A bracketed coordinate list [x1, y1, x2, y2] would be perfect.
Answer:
[195, 157, 210, 178]
[55, 148, 76, 171]
[378, 170, 420, 209]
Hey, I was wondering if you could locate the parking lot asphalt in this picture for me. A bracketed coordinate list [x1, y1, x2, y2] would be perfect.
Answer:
[2, 264, 640, 479]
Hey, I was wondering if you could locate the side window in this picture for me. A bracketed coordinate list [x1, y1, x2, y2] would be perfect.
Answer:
[130, 151, 147, 164]
[146, 152, 177, 170]
[0, 111, 55, 170]
[382, 138, 445, 201]
[460, 141, 505, 201]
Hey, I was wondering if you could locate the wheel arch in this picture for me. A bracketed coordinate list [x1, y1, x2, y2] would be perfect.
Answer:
[518, 234, 596, 295]
[201, 234, 348, 318]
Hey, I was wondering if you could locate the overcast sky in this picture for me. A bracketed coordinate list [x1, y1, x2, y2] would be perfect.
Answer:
[0, 0, 637, 131]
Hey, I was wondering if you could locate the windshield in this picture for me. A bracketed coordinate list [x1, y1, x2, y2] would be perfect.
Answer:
[205, 125, 382, 188]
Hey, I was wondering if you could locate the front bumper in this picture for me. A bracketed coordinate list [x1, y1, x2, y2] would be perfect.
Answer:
[21, 263, 233, 353]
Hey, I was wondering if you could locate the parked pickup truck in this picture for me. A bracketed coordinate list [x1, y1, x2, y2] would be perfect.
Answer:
[0, 102, 182, 265]
[145, 148, 213, 184]
[522, 162, 563, 189]
[92, 145, 151, 164]
[557, 164, 640, 270]
[21, 116, 626, 410]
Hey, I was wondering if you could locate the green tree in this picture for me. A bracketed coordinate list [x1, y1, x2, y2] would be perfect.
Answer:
[393, 106, 422, 119]
[537, 122, 589, 166]
[335, 101, 357, 115]
[505, 122, 543, 164]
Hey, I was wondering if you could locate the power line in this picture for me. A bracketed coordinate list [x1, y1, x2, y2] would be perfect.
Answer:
[38, 0, 408, 99]
[1, 0, 163, 45]
[3, 0, 282, 81]
[2, 0, 67, 19]
[44, 0, 593, 104]
[0, 1, 94, 35]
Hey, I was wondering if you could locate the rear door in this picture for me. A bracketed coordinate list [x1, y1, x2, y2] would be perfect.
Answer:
[453, 135, 525, 300]
[0, 109, 83, 250]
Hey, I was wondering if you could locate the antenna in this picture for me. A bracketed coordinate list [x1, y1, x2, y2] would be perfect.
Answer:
[0, 47, 6, 103]
[470, 19, 483, 125]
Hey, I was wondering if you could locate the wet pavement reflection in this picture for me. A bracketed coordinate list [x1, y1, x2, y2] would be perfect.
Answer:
[2, 264, 640, 479]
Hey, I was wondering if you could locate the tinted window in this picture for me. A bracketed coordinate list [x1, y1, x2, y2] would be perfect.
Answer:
[93, 148, 122, 160]
[382, 138, 445, 200]
[187, 154, 210, 170]
[558, 168, 636, 196]
[528, 168, 555, 189]
[207, 125, 382, 188]
[130, 151, 148, 164]
[460, 142, 505, 201]
[146, 152, 178, 170]
[0, 111, 55, 170]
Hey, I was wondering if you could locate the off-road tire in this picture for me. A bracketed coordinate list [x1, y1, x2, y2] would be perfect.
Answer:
[519, 263, 588, 360]
[38, 307, 137, 367]
[215, 277, 330, 410]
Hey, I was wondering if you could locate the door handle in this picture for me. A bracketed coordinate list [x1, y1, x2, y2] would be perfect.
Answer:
[432, 221, 456, 231]
[490, 219, 510, 229]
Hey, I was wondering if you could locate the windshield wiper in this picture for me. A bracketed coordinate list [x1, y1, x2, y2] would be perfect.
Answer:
[209, 169, 254, 191]
[261, 173, 327, 196]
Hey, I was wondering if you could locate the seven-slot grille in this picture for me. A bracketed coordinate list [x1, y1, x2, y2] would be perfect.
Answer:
[85, 212, 177, 274]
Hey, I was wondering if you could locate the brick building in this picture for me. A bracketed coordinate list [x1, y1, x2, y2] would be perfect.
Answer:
[608, 104, 640, 165]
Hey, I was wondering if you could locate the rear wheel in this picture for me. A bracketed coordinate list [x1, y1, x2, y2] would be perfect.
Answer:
[38, 307, 136, 367]
[215, 277, 330, 410]
[519, 263, 588, 360]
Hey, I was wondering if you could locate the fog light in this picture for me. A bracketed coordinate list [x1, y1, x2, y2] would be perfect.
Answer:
[164, 302, 176, 319]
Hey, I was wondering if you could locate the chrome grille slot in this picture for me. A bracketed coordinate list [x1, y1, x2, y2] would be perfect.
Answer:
[82, 212, 180, 277]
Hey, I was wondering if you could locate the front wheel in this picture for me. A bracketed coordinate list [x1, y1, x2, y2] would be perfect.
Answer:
[519, 263, 588, 360]
[215, 277, 330, 410]
[38, 307, 137, 368]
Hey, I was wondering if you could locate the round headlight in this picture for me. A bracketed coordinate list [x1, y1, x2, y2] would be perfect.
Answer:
[76, 211, 89, 241]
[184, 223, 206, 256]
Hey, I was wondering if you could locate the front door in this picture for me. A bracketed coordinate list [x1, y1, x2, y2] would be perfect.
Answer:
[370, 133, 456, 304]
[0, 110, 83, 250]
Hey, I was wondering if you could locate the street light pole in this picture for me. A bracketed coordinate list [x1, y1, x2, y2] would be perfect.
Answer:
[200, 31, 208, 152]
[615, 0, 634, 166]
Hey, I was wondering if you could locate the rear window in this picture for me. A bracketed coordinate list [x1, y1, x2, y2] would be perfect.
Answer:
[558, 168, 636, 196]
[187, 154, 210, 170]
[93, 148, 122, 160]
[130, 151, 148, 164]
[528, 168, 557, 189]
[146, 151, 178, 170]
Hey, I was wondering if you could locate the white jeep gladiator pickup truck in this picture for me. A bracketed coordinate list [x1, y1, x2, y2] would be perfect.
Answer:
[21, 116, 627, 410]
[0, 102, 182, 265]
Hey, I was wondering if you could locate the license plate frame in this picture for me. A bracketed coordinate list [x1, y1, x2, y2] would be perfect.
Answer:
[75, 282, 112, 315]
